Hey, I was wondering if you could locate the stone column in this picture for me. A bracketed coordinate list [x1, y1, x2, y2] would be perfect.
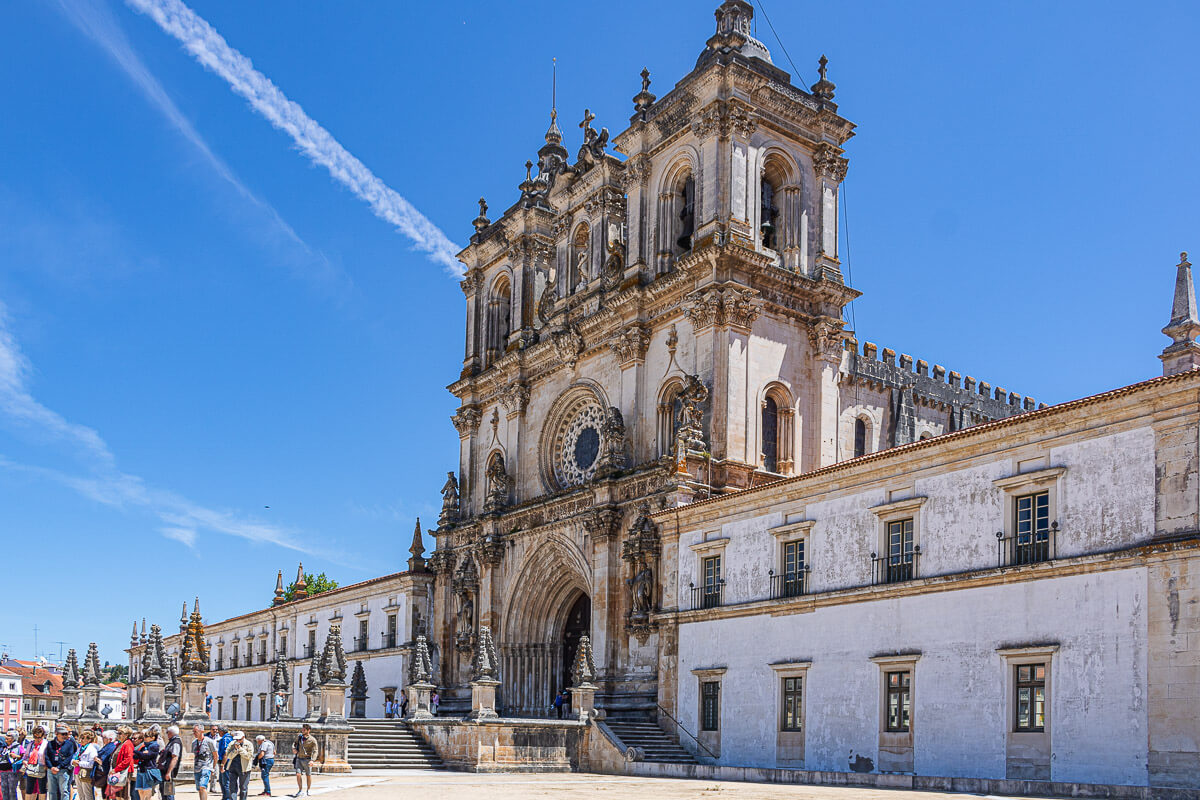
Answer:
[139, 678, 170, 723]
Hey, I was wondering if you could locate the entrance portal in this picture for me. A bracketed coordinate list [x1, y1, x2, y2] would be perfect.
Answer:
[499, 590, 591, 717]
[560, 593, 591, 696]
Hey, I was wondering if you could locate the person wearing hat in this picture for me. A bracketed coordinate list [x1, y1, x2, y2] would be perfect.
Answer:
[220, 734, 252, 800]
[45, 725, 78, 800]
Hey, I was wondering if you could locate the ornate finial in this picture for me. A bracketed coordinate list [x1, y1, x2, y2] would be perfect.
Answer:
[141, 624, 167, 681]
[525, 160, 533, 181]
[408, 636, 433, 685]
[318, 623, 347, 685]
[140, 618, 147, 644]
[350, 661, 367, 701]
[293, 563, 308, 600]
[180, 602, 188, 633]
[408, 518, 427, 573]
[131, 621, 139, 647]
[273, 570, 285, 606]
[82, 643, 103, 687]
[193, 596, 200, 615]
[811, 54, 836, 102]
[579, 108, 595, 133]
[307, 654, 322, 688]
[571, 634, 597, 688]
[633, 67, 657, 113]
[62, 649, 80, 689]
[473, 198, 491, 233]
[470, 626, 499, 682]
[1162, 248, 1200, 375]
[544, 57, 563, 146]
[271, 651, 290, 694]
[180, 601, 209, 675]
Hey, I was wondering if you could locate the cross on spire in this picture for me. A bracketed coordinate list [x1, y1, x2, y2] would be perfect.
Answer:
[579, 108, 595, 132]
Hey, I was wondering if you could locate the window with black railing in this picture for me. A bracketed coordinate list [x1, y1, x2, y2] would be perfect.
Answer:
[303, 644, 313, 658]
[998, 492, 1057, 566]
[352, 636, 368, 652]
[770, 566, 809, 599]
[873, 519, 920, 584]
[690, 579, 725, 609]
[381, 632, 396, 649]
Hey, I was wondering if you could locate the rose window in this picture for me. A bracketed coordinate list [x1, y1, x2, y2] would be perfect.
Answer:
[553, 400, 606, 488]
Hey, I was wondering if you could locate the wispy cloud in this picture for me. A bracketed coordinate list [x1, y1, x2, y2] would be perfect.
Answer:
[124, 0, 464, 276]
[52, 0, 348, 294]
[0, 301, 335, 560]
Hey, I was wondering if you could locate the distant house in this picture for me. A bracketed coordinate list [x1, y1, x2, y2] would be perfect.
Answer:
[6, 664, 63, 733]
[0, 668, 22, 731]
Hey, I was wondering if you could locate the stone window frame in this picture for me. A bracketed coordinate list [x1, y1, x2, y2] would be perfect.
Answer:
[691, 666, 727, 737]
[770, 660, 811, 733]
[689, 536, 730, 604]
[870, 496, 927, 576]
[998, 644, 1058, 736]
[871, 653, 921, 734]
[994, 467, 1066, 553]
[770, 520, 814, 595]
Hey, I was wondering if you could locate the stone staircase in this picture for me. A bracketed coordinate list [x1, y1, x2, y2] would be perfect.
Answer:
[347, 718, 445, 770]
[604, 719, 699, 764]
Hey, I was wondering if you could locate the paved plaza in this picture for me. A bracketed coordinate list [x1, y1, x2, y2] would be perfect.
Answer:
[189, 771, 1048, 800]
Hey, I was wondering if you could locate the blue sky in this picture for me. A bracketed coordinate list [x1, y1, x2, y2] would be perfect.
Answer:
[1, 0, 1197, 666]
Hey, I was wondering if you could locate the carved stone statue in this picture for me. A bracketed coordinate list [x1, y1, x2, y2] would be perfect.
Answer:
[628, 561, 654, 616]
[439, 472, 460, 527]
[483, 454, 510, 512]
[602, 238, 625, 290]
[596, 406, 627, 477]
[457, 593, 475, 638]
[537, 275, 558, 325]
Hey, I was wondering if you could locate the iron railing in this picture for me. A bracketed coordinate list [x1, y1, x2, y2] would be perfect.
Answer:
[352, 636, 369, 652]
[381, 633, 397, 649]
[212, 659, 223, 671]
[769, 567, 809, 599]
[656, 703, 719, 761]
[871, 546, 921, 585]
[303, 645, 314, 658]
[997, 521, 1058, 567]
[689, 580, 725, 610]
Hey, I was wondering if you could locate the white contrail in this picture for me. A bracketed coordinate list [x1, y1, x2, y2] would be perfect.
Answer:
[125, 0, 464, 276]
[53, 0, 313, 261]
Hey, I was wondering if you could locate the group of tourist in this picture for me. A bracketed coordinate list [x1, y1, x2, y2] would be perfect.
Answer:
[0, 722, 317, 800]
[0, 723, 180, 800]
[192, 724, 315, 800]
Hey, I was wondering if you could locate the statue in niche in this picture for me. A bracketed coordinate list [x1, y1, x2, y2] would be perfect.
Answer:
[596, 406, 627, 477]
[455, 592, 476, 652]
[483, 454, 510, 512]
[439, 472, 460, 527]
[575, 249, 590, 292]
[628, 559, 654, 616]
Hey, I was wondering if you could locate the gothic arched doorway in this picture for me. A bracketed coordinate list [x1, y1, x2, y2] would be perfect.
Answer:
[559, 593, 591, 698]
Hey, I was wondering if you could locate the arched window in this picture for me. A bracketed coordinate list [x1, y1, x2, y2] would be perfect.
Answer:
[676, 175, 695, 254]
[570, 223, 590, 293]
[485, 275, 512, 365]
[761, 385, 795, 474]
[658, 380, 685, 457]
[762, 396, 779, 472]
[853, 418, 867, 458]
[760, 174, 780, 250]
[761, 154, 803, 271]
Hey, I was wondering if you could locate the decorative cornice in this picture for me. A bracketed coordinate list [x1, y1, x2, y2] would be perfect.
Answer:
[451, 405, 482, 438]
[608, 323, 652, 367]
[813, 142, 849, 184]
[684, 285, 762, 331]
[499, 382, 531, 416]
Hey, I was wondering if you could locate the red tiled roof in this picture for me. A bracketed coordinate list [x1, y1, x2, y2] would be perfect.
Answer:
[8, 666, 64, 698]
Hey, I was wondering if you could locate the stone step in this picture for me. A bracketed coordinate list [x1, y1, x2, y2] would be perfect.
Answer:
[605, 722, 699, 765]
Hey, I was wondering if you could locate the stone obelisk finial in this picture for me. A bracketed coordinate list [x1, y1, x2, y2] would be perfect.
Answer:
[273, 570, 286, 606]
[1162, 252, 1200, 375]
[407, 519, 427, 573]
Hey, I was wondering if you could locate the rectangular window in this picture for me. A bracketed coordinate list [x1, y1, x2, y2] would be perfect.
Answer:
[701, 555, 722, 608]
[308, 630, 317, 658]
[245, 696, 252, 721]
[781, 676, 803, 732]
[260, 696, 267, 720]
[217, 699, 223, 719]
[232, 644, 239, 667]
[386, 614, 397, 648]
[358, 619, 369, 651]
[885, 519, 915, 583]
[1015, 663, 1046, 732]
[280, 635, 287, 657]
[1014, 492, 1051, 564]
[778, 539, 806, 598]
[50, 701, 59, 713]
[23, 701, 31, 713]
[886, 671, 911, 732]
[217, 648, 224, 668]
[38, 701, 46, 713]
[231, 697, 238, 719]
[700, 681, 720, 732]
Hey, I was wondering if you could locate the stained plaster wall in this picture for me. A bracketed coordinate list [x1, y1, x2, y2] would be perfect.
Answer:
[675, 568, 1149, 785]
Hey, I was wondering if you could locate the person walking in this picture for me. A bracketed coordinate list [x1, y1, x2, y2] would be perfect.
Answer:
[71, 731, 99, 800]
[156, 727, 181, 800]
[0, 729, 20, 800]
[552, 691, 565, 720]
[220, 734, 251, 800]
[288, 726, 316, 798]
[430, 692, 439, 716]
[399, 694, 408, 719]
[190, 727, 216, 800]
[131, 729, 160, 800]
[22, 726, 50, 800]
[252, 737, 273, 797]
[90, 732, 116, 800]
[46, 724, 78, 800]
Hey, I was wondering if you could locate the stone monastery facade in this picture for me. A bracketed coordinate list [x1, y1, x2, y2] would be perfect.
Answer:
[128, 2, 1200, 792]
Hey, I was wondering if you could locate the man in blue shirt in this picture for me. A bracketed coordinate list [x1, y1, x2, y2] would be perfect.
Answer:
[45, 724, 78, 800]
[217, 726, 233, 800]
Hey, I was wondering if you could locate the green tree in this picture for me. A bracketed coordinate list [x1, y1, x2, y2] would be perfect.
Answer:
[284, 572, 338, 601]
[104, 664, 129, 683]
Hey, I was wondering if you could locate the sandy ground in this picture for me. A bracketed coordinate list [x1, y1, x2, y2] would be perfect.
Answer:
[177, 769, 1045, 800]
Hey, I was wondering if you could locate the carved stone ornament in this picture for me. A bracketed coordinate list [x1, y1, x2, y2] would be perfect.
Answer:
[621, 155, 652, 192]
[62, 649, 80, 690]
[552, 326, 585, 369]
[81, 643, 104, 687]
[808, 318, 846, 360]
[141, 624, 168, 682]
[478, 532, 505, 566]
[683, 286, 761, 331]
[408, 636, 434, 685]
[460, 269, 482, 296]
[451, 405, 482, 438]
[813, 142, 849, 184]
[483, 453, 511, 513]
[350, 661, 367, 701]
[439, 471, 460, 527]
[596, 406, 628, 477]
[271, 652, 291, 694]
[307, 655, 322, 689]
[571, 634, 598, 688]
[537, 277, 558, 325]
[318, 623, 348, 685]
[471, 626, 500, 682]
[582, 506, 622, 542]
[428, 548, 456, 576]
[622, 503, 661, 643]
[178, 599, 209, 675]
[691, 100, 756, 140]
[608, 323, 650, 366]
[500, 382, 531, 416]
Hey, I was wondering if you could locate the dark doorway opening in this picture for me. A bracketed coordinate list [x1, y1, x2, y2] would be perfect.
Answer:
[560, 593, 591, 694]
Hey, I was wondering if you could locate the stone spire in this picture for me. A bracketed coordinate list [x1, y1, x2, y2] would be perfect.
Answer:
[470, 626, 499, 682]
[166, 655, 179, 694]
[271, 652, 290, 694]
[407, 518, 427, 573]
[407, 636, 433, 685]
[633, 67, 656, 115]
[130, 621, 139, 648]
[1162, 252, 1200, 376]
[292, 563, 308, 600]
[82, 643, 103, 687]
[140, 618, 147, 645]
[703, 1, 772, 65]
[350, 661, 367, 701]
[141, 624, 167, 681]
[318, 624, 347, 685]
[273, 571, 286, 606]
[307, 653, 322, 688]
[179, 600, 209, 675]
[570, 635, 597, 689]
[62, 648, 80, 690]
[179, 602, 188, 634]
